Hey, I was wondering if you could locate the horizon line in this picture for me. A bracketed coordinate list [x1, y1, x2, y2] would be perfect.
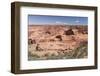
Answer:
[28, 24, 88, 26]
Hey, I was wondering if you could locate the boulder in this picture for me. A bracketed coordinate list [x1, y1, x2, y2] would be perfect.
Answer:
[55, 35, 62, 41]
[28, 39, 36, 44]
[64, 29, 74, 35]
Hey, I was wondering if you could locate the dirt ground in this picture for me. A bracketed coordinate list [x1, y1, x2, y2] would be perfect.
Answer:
[28, 25, 88, 60]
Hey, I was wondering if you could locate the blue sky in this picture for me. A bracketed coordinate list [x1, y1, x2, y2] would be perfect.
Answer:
[28, 15, 88, 25]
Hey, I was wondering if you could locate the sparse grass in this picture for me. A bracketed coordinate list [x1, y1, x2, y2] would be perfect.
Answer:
[28, 51, 40, 60]
[70, 41, 88, 59]
[28, 42, 88, 60]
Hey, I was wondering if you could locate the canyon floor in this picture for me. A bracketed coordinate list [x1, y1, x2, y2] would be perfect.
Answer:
[28, 25, 88, 60]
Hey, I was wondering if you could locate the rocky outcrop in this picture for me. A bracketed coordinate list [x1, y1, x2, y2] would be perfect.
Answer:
[64, 29, 74, 35]
[28, 39, 36, 44]
[55, 35, 62, 41]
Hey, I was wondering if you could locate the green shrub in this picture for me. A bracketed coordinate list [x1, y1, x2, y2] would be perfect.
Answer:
[70, 42, 88, 58]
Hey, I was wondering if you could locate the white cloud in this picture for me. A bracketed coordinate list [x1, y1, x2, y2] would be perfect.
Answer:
[63, 23, 68, 25]
[55, 21, 69, 25]
[55, 21, 62, 24]
[75, 20, 80, 23]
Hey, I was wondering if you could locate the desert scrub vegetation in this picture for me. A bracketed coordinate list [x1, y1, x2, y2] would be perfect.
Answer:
[69, 41, 88, 59]
[46, 43, 87, 60]
[28, 41, 88, 60]
[28, 51, 40, 60]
